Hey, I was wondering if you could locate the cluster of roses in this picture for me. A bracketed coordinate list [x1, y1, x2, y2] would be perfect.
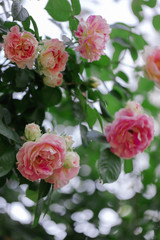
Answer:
[2, 15, 110, 87]
[2, 13, 157, 187]
[16, 123, 80, 189]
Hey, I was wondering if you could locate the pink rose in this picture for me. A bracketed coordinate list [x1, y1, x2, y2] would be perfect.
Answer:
[74, 15, 110, 62]
[46, 151, 80, 189]
[38, 39, 68, 76]
[104, 101, 154, 159]
[16, 133, 66, 181]
[2, 25, 38, 69]
[143, 46, 160, 85]
[43, 72, 63, 87]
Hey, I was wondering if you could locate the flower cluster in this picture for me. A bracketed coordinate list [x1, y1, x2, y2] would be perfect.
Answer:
[2, 26, 68, 87]
[16, 123, 80, 189]
[38, 39, 68, 87]
[104, 101, 154, 159]
[75, 15, 110, 62]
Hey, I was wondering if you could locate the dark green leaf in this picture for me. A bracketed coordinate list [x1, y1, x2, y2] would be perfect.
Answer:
[87, 130, 106, 143]
[45, 0, 72, 22]
[152, 15, 160, 31]
[15, 69, 30, 88]
[116, 71, 128, 83]
[80, 124, 89, 147]
[0, 120, 21, 143]
[71, 0, 81, 15]
[99, 148, 121, 183]
[41, 86, 62, 107]
[29, 16, 40, 41]
[0, 147, 15, 177]
[100, 101, 113, 121]
[33, 180, 51, 227]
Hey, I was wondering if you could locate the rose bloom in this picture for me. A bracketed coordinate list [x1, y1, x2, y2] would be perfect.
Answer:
[46, 151, 80, 189]
[3, 25, 38, 69]
[43, 72, 63, 87]
[143, 46, 160, 85]
[38, 39, 68, 77]
[74, 15, 110, 62]
[104, 102, 154, 159]
[16, 133, 66, 181]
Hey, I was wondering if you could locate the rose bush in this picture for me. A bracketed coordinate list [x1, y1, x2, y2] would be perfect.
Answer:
[143, 46, 160, 85]
[3, 25, 38, 69]
[74, 15, 110, 62]
[104, 101, 154, 159]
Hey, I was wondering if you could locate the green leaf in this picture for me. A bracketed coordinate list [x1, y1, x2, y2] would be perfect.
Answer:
[87, 130, 107, 143]
[138, 77, 154, 92]
[100, 101, 113, 121]
[26, 188, 38, 202]
[124, 159, 133, 173]
[131, 0, 143, 22]
[116, 71, 128, 83]
[80, 124, 89, 147]
[41, 86, 62, 107]
[33, 180, 51, 227]
[71, 0, 81, 15]
[86, 105, 97, 128]
[69, 16, 79, 36]
[29, 16, 40, 41]
[15, 69, 30, 88]
[0, 147, 15, 177]
[153, 15, 160, 31]
[11, 0, 29, 21]
[142, 0, 156, 8]
[99, 148, 121, 183]
[45, 0, 72, 22]
[0, 120, 21, 143]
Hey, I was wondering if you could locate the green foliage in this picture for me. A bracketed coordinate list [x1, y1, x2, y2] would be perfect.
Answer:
[0, 0, 160, 239]
[45, 0, 72, 22]
[99, 148, 122, 183]
[152, 15, 160, 31]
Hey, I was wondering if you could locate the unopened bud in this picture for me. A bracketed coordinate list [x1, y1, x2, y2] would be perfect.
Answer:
[25, 123, 41, 141]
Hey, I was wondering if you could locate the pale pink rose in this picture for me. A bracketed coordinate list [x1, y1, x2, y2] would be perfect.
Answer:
[104, 102, 154, 159]
[143, 46, 160, 85]
[74, 15, 110, 62]
[46, 150, 80, 189]
[38, 39, 68, 77]
[63, 151, 80, 169]
[46, 166, 80, 189]
[16, 133, 66, 181]
[25, 123, 41, 141]
[2, 25, 38, 69]
[43, 72, 63, 87]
